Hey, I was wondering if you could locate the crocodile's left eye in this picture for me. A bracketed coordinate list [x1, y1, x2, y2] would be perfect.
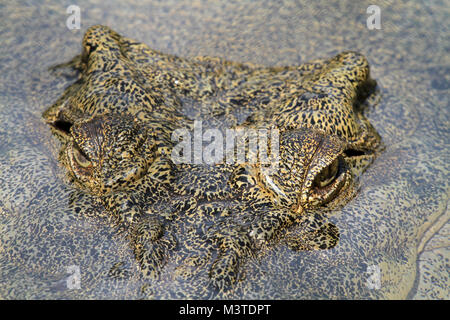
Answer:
[67, 143, 94, 181]
[313, 157, 339, 188]
[73, 146, 92, 169]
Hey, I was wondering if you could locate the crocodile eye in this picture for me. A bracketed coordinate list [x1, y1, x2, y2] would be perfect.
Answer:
[73, 147, 92, 169]
[314, 158, 339, 188]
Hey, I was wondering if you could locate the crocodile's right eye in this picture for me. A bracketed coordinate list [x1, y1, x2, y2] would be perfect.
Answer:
[313, 157, 340, 188]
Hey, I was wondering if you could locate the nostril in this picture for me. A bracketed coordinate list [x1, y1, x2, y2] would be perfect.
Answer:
[52, 120, 73, 134]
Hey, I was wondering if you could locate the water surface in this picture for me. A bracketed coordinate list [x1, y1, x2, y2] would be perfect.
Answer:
[0, 0, 448, 299]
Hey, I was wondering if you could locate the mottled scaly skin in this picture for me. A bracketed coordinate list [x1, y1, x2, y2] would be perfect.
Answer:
[43, 25, 380, 292]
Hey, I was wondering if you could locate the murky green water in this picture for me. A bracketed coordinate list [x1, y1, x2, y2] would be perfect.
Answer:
[0, 0, 448, 299]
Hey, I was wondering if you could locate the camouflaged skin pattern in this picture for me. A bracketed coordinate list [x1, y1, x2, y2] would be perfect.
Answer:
[43, 25, 381, 291]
